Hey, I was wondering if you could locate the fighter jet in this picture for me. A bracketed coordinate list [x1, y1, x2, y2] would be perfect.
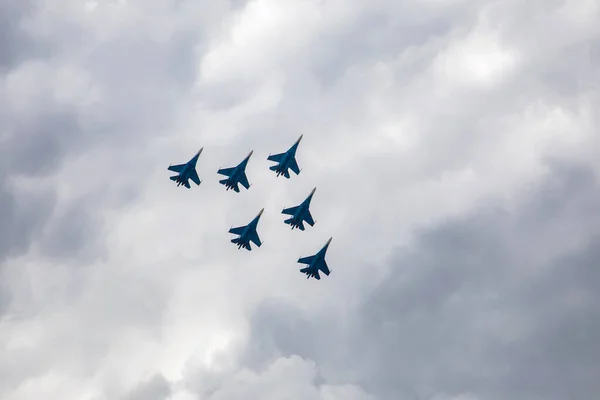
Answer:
[229, 208, 264, 251]
[167, 148, 203, 188]
[297, 237, 333, 280]
[267, 135, 303, 178]
[217, 151, 253, 192]
[282, 187, 317, 230]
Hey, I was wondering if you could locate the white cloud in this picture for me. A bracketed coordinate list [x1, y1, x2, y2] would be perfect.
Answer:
[431, 17, 517, 88]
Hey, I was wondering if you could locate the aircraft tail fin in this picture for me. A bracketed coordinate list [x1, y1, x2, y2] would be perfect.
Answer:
[284, 217, 294, 225]
[231, 238, 239, 244]
[300, 267, 310, 274]
[269, 165, 278, 171]
[219, 179, 228, 185]
[169, 176, 178, 181]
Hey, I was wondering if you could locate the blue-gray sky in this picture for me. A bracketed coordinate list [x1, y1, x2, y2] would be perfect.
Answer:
[1, 1, 599, 399]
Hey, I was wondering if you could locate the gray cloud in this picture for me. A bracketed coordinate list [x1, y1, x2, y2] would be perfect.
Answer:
[1, 0, 599, 399]
[36, 196, 103, 260]
[0, 0, 43, 70]
[121, 374, 172, 400]
[0, 80, 82, 263]
[309, 1, 485, 87]
[0, 181, 56, 263]
[0, 0, 210, 265]
[234, 162, 600, 400]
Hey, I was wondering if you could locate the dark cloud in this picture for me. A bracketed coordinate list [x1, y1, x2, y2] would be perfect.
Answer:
[0, 0, 43, 70]
[0, 2, 86, 264]
[236, 162, 600, 400]
[0, 0, 207, 265]
[0, 109, 83, 264]
[0, 181, 56, 262]
[240, 298, 330, 370]
[37, 196, 104, 261]
[122, 374, 172, 400]
[0, 179, 55, 321]
[487, 241, 600, 400]
[2, 111, 81, 177]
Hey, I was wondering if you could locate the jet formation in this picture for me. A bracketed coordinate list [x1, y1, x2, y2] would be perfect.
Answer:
[167, 135, 332, 280]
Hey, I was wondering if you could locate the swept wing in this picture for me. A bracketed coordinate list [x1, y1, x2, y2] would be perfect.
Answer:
[267, 153, 285, 162]
[168, 164, 186, 173]
[282, 205, 300, 215]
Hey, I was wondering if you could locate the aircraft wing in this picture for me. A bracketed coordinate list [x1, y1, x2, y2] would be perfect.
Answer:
[317, 259, 330, 276]
[217, 167, 235, 176]
[298, 255, 315, 265]
[229, 226, 246, 235]
[239, 172, 250, 189]
[267, 153, 285, 162]
[168, 163, 186, 173]
[303, 210, 315, 226]
[189, 169, 201, 185]
[282, 205, 299, 215]
[249, 230, 261, 247]
[289, 157, 300, 175]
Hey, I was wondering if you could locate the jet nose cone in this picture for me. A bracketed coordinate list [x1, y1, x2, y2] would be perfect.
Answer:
[247, 150, 254, 158]
[258, 208, 264, 216]
[325, 237, 333, 246]
[297, 134, 304, 143]
[310, 187, 316, 196]
[198, 147, 204, 155]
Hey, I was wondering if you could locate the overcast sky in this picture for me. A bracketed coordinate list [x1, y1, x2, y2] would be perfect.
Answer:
[1, 0, 600, 399]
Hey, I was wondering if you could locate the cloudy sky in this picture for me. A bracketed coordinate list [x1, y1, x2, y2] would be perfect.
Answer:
[1, 0, 600, 399]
